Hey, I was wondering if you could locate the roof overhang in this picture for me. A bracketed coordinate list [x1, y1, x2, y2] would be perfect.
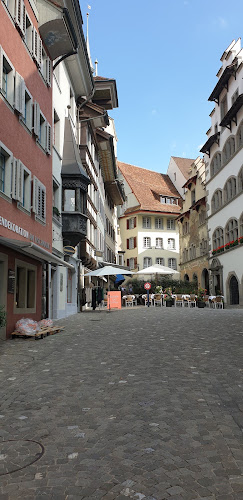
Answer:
[182, 175, 197, 190]
[176, 210, 190, 222]
[78, 100, 110, 128]
[219, 93, 243, 130]
[200, 132, 220, 157]
[191, 196, 206, 211]
[93, 78, 118, 110]
[0, 237, 74, 269]
[208, 60, 238, 103]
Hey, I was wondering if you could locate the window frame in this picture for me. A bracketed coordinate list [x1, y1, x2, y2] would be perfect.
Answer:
[14, 259, 37, 314]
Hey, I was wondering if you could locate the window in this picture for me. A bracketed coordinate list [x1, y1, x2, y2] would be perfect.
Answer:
[155, 217, 163, 229]
[212, 228, 224, 250]
[23, 87, 33, 130]
[0, 141, 12, 198]
[41, 49, 51, 87]
[168, 258, 177, 270]
[168, 238, 175, 250]
[232, 89, 239, 105]
[224, 177, 237, 203]
[142, 217, 151, 228]
[143, 257, 152, 268]
[238, 167, 243, 192]
[128, 237, 135, 249]
[182, 221, 189, 235]
[160, 196, 178, 205]
[167, 219, 175, 230]
[15, 260, 36, 313]
[240, 214, 243, 237]
[220, 95, 227, 122]
[155, 237, 163, 248]
[223, 137, 235, 164]
[63, 189, 75, 211]
[211, 152, 221, 176]
[33, 28, 42, 67]
[33, 102, 51, 154]
[0, 48, 15, 106]
[156, 257, 164, 265]
[12, 159, 31, 211]
[118, 255, 123, 266]
[189, 245, 196, 259]
[199, 210, 206, 225]
[127, 217, 136, 229]
[143, 237, 151, 248]
[225, 219, 238, 243]
[200, 239, 208, 256]
[2, 0, 15, 17]
[191, 189, 195, 205]
[15, 0, 26, 36]
[25, 13, 33, 52]
[33, 176, 46, 223]
[129, 258, 134, 270]
[211, 190, 222, 213]
[53, 178, 60, 219]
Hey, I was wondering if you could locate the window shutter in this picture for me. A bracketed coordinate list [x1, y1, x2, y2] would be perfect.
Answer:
[134, 257, 137, 268]
[38, 36, 42, 67]
[11, 158, 18, 199]
[33, 101, 40, 136]
[0, 46, 3, 90]
[45, 122, 51, 154]
[134, 217, 136, 228]
[127, 219, 129, 230]
[15, 72, 24, 114]
[22, 3, 26, 35]
[17, 161, 23, 202]
[40, 185, 46, 220]
[15, 0, 22, 29]
[33, 28, 38, 61]
[127, 239, 129, 249]
[46, 57, 51, 87]
[127, 259, 129, 267]
[134, 237, 137, 248]
[32, 175, 38, 212]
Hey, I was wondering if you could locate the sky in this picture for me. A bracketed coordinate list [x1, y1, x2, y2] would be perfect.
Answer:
[79, 0, 243, 173]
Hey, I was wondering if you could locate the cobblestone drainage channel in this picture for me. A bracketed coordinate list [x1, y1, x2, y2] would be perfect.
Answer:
[0, 439, 44, 476]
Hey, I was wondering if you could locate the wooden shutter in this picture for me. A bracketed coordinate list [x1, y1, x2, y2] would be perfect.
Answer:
[38, 36, 42, 68]
[33, 101, 40, 136]
[15, 72, 24, 114]
[134, 217, 136, 228]
[11, 158, 18, 199]
[33, 28, 38, 61]
[17, 161, 23, 202]
[46, 57, 51, 87]
[15, 0, 22, 29]
[45, 122, 51, 154]
[127, 259, 129, 267]
[134, 257, 137, 268]
[22, 3, 26, 35]
[32, 176, 37, 213]
[127, 219, 129, 229]
[134, 237, 137, 248]
[127, 239, 129, 249]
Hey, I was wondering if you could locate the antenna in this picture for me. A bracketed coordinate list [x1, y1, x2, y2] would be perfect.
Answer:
[95, 59, 98, 76]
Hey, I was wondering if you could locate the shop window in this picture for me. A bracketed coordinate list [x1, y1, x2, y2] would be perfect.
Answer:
[15, 260, 36, 313]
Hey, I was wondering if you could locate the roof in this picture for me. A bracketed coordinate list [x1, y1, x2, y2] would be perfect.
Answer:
[117, 161, 181, 214]
[171, 156, 195, 180]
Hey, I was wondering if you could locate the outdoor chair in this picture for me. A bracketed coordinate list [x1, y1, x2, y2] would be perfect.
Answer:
[212, 296, 224, 309]
[144, 294, 153, 306]
[204, 295, 210, 307]
[125, 295, 136, 307]
[153, 294, 162, 307]
[188, 294, 196, 307]
[175, 294, 183, 307]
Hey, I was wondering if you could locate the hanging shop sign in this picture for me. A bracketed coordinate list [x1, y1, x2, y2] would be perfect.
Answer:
[63, 246, 76, 256]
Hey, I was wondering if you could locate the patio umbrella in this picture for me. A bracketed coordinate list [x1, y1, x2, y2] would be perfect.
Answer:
[85, 265, 132, 290]
[136, 264, 179, 283]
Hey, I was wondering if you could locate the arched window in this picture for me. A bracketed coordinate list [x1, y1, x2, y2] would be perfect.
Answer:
[212, 227, 224, 250]
[224, 177, 237, 203]
[238, 166, 243, 192]
[225, 219, 238, 243]
[210, 153, 221, 176]
[222, 137, 235, 164]
[237, 121, 243, 149]
[211, 189, 223, 213]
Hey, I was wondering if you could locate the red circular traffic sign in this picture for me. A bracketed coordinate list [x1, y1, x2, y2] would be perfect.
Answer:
[144, 282, 151, 290]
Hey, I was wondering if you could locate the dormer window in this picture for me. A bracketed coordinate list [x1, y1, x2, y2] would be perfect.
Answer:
[160, 196, 178, 205]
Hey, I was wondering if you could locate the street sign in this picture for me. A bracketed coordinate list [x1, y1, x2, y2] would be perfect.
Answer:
[144, 282, 151, 290]
[63, 246, 76, 255]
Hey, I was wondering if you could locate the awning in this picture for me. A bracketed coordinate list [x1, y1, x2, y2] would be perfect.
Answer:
[0, 237, 74, 270]
[200, 132, 220, 156]
[219, 93, 243, 130]
[208, 60, 238, 102]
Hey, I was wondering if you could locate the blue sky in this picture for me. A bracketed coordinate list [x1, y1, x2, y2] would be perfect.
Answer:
[80, 0, 243, 173]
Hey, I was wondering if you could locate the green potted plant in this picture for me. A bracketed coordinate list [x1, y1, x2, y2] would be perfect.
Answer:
[164, 288, 173, 307]
[53, 206, 60, 218]
[0, 305, 7, 328]
[197, 287, 206, 308]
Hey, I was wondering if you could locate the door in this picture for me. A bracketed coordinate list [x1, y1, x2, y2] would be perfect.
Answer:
[229, 275, 239, 305]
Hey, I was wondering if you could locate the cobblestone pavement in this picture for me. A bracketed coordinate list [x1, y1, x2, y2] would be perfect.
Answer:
[1, 306, 243, 500]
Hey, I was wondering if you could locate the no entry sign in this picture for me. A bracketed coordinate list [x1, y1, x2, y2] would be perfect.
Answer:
[144, 282, 151, 290]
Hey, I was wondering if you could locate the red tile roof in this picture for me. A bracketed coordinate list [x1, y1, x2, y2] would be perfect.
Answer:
[117, 161, 182, 214]
[171, 156, 195, 180]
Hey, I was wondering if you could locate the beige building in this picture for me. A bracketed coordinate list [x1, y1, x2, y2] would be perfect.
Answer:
[117, 162, 182, 276]
[177, 157, 209, 289]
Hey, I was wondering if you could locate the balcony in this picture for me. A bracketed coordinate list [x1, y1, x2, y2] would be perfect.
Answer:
[62, 212, 88, 247]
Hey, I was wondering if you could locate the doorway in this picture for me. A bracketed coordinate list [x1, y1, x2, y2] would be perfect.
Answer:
[0, 253, 8, 340]
[229, 275, 239, 305]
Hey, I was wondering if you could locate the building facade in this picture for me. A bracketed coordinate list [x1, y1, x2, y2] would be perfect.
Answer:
[177, 157, 208, 289]
[201, 39, 243, 305]
[117, 162, 182, 276]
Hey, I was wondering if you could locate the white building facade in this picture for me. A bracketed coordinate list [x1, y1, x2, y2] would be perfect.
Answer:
[201, 39, 243, 306]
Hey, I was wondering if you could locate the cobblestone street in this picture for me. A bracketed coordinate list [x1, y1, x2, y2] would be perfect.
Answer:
[1, 307, 243, 499]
